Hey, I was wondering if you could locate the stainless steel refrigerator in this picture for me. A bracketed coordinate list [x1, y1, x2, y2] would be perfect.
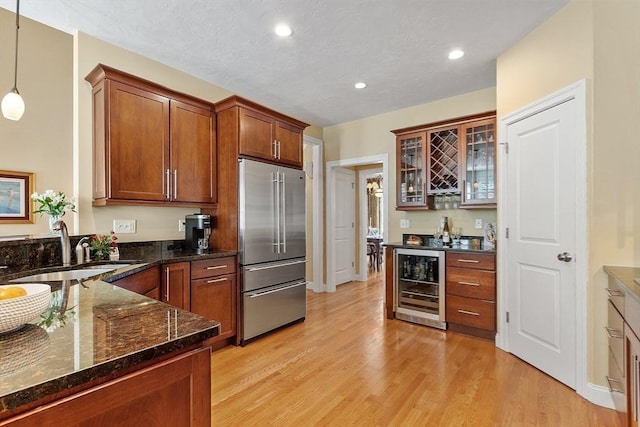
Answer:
[239, 158, 306, 344]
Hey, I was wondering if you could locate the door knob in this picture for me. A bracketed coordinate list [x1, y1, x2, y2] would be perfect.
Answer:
[557, 252, 573, 262]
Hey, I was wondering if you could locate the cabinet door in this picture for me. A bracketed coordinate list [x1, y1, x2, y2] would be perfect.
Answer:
[427, 125, 461, 195]
[396, 131, 428, 209]
[190, 273, 236, 340]
[162, 262, 191, 310]
[170, 100, 216, 204]
[275, 121, 303, 168]
[107, 81, 170, 202]
[2, 347, 211, 427]
[627, 325, 640, 427]
[460, 117, 496, 207]
[111, 266, 161, 299]
[238, 108, 276, 162]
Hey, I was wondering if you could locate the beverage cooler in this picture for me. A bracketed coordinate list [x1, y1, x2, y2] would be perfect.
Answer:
[394, 248, 446, 329]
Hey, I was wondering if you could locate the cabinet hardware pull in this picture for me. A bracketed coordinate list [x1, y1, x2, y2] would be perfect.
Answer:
[605, 288, 624, 297]
[277, 140, 281, 159]
[605, 376, 625, 393]
[206, 278, 228, 284]
[457, 259, 480, 264]
[458, 309, 479, 316]
[604, 326, 623, 339]
[635, 356, 639, 421]
[165, 169, 171, 199]
[272, 140, 277, 158]
[173, 169, 177, 200]
[247, 281, 306, 298]
[246, 259, 306, 272]
[206, 265, 228, 270]
[459, 281, 480, 287]
[165, 267, 170, 301]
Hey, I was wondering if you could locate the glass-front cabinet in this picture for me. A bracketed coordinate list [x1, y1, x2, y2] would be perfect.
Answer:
[395, 131, 427, 209]
[460, 118, 496, 207]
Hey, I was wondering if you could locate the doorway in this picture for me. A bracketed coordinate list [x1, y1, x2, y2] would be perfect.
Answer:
[359, 168, 383, 281]
[326, 154, 389, 292]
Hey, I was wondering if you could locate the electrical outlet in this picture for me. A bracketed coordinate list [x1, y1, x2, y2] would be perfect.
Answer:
[178, 220, 186, 232]
[113, 219, 136, 234]
[400, 219, 410, 229]
[475, 218, 483, 229]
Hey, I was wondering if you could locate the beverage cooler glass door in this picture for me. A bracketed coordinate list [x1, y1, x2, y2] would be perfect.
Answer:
[394, 248, 445, 329]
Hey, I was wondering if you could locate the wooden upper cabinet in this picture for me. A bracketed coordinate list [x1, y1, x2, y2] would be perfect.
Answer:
[217, 95, 308, 168]
[170, 100, 216, 204]
[392, 111, 496, 211]
[104, 81, 170, 202]
[86, 64, 216, 207]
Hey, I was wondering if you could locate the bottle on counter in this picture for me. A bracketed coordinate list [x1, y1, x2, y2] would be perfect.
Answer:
[442, 216, 451, 248]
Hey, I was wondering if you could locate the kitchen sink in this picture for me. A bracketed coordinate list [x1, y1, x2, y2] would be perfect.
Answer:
[10, 264, 131, 283]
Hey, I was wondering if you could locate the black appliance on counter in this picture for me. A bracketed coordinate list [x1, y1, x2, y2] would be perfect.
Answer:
[185, 214, 211, 254]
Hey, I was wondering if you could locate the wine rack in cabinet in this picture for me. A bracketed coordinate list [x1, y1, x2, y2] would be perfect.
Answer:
[392, 111, 496, 210]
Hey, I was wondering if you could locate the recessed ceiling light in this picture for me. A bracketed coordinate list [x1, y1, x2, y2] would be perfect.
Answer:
[274, 24, 293, 37]
[354, 82, 367, 89]
[448, 49, 464, 60]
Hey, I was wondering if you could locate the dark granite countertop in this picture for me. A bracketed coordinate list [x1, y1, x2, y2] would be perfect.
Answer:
[383, 241, 496, 254]
[0, 240, 232, 419]
[0, 279, 220, 419]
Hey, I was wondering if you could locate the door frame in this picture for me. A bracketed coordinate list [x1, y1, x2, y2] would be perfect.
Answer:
[358, 167, 383, 281]
[326, 154, 389, 292]
[303, 135, 324, 293]
[497, 80, 596, 403]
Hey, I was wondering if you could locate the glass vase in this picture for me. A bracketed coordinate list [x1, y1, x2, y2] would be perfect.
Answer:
[48, 215, 61, 234]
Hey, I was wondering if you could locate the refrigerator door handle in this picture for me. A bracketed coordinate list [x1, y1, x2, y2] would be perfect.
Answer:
[280, 171, 287, 253]
[247, 281, 306, 298]
[246, 259, 306, 272]
[272, 171, 280, 253]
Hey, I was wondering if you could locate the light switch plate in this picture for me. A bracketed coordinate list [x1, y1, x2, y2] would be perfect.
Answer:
[474, 218, 483, 229]
[113, 219, 136, 234]
[400, 219, 410, 229]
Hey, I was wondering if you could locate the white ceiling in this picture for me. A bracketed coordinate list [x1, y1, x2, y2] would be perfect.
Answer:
[0, 0, 568, 127]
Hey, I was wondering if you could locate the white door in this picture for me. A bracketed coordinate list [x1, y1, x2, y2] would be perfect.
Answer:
[505, 99, 577, 389]
[333, 167, 355, 286]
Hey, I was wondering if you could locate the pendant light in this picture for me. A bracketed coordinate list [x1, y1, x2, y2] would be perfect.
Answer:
[2, 0, 25, 121]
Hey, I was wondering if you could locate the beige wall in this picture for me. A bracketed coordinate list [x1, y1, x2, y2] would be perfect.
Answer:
[0, 11, 73, 236]
[323, 88, 498, 247]
[497, 0, 640, 386]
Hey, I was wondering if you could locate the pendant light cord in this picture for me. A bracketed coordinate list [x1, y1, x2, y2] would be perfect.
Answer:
[12, 0, 20, 91]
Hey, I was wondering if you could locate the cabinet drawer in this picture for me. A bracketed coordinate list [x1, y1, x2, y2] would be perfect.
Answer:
[446, 294, 495, 331]
[191, 257, 236, 279]
[446, 267, 495, 300]
[446, 252, 495, 271]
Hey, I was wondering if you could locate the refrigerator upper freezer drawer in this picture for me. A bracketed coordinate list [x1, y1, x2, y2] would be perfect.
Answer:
[242, 258, 306, 292]
[242, 281, 306, 342]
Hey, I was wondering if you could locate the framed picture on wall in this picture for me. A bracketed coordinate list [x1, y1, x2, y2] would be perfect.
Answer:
[0, 170, 35, 223]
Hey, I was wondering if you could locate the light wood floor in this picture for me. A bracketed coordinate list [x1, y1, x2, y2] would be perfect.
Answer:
[210, 271, 621, 426]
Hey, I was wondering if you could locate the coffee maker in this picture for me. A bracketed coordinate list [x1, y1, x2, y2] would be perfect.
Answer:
[185, 214, 211, 254]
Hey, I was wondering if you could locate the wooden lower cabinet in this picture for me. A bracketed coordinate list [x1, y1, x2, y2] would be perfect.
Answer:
[445, 251, 496, 339]
[111, 266, 161, 300]
[190, 256, 237, 342]
[162, 262, 191, 310]
[0, 347, 211, 427]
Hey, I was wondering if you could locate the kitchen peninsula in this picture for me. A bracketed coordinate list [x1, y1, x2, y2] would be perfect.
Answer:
[0, 238, 233, 425]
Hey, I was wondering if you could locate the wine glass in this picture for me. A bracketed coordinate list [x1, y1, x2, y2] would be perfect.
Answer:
[451, 227, 462, 246]
[433, 226, 442, 247]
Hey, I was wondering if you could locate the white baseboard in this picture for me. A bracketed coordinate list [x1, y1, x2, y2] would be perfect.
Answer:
[581, 382, 617, 410]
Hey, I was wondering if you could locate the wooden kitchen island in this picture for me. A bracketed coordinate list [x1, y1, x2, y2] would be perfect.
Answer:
[0, 280, 219, 426]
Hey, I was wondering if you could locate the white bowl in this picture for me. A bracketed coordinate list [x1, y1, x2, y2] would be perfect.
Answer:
[0, 284, 52, 334]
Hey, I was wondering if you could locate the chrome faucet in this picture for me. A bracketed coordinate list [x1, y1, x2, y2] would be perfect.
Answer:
[53, 219, 71, 267]
[75, 236, 90, 264]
